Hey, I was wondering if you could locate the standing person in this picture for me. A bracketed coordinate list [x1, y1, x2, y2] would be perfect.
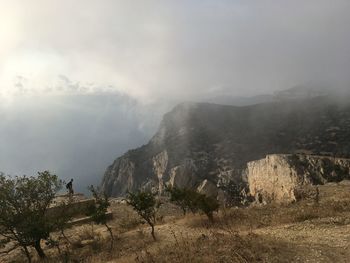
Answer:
[66, 179, 74, 195]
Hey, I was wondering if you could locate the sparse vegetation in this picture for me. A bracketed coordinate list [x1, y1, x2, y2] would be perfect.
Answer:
[0, 171, 67, 262]
[218, 181, 250, 207]
[1, 179, 350, 262]
[166, 187, 199, 215]
[195, 194, 220, 222]
[126, 191, 160, 241]
[86, 185, 114, 251]
[167, 186, 219, 222]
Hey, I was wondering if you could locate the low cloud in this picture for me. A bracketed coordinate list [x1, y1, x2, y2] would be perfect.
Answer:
[1, 0, 350, 103]
[1, 1, 350, 191]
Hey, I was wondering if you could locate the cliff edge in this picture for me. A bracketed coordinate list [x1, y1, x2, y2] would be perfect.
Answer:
[102, 95, 350, 197]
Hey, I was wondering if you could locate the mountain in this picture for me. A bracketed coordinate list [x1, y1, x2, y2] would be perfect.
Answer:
[101, 95, 350, 197]
[203, 94, 274, 106]
[273, 86, 330, 101]
[202, 86, 330, 106]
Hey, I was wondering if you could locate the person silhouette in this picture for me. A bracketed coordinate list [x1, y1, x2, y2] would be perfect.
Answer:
[66, 179, 74, 195]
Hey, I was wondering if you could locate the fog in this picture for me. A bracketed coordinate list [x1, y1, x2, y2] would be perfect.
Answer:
[0, 93, 172, 193]
[1, 0, 350, 192]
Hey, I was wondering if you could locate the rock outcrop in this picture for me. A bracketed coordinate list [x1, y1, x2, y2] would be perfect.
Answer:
[152, 151, 168, 194]
[168, 159, 197, 189]
[102, 157, 136, 197]
[101, 95, 350, 197]
[247, 154, 350, 203]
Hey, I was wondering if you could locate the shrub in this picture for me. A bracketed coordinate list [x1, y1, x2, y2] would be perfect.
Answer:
[166, 186, 219, 222]
[87, 186, 114, 250]
[165, 186, 200, 215]
[126, 191, 160, 240]
[196, 195, 220, 222]
[0, 171, 68, 262]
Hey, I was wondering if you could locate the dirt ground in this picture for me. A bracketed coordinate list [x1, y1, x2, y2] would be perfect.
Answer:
[1, 182, 350, 263]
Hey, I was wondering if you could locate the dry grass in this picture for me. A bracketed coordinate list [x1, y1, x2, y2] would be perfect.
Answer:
[184, 183, 350, 233]
[135, 231, 297, 263]
[2, 182, 350, 263]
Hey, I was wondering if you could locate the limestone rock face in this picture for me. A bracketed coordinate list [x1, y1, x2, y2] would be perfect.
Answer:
[247, 155, 305, 203]
[247, 154, 350, 203]
[101, 157, 135, 197]
[101, 96, 350, 197]
[168, 159, 197, 189]
[152, 151, 168, 194]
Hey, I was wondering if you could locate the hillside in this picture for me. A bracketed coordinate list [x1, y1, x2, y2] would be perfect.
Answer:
[101, 95, 350, 197]
[2, 181, 350, 262]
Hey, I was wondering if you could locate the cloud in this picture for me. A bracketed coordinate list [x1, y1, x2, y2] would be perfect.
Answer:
[0, 93, 169, 192]
[1, 0, 350, 103]
[1, 0, 350, 192]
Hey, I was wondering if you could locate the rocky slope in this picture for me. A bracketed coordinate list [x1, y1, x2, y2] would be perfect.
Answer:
[247, 154, 350, 203]
[101, 95, 350, 197]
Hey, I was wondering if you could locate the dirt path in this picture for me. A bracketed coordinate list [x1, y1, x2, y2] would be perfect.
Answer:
[108, 214, 350, 263]
[254, 216, 350, 263]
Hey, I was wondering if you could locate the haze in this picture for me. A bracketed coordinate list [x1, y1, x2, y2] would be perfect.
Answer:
[1, 0, 349, 192]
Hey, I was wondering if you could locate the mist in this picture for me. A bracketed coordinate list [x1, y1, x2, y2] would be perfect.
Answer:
[0, 93, 169, 193]
[1, 0, 350, 192]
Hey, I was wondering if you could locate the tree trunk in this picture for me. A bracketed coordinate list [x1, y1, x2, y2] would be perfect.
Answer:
[22, 245, 31, 263]
[207, 213, 214, 223]
[104, 223, 114, 251]
[55, 242, 61, 255]
[61, 229, 71, 244]
[150, 224, 156, 241]
[33, 240, 46, 258]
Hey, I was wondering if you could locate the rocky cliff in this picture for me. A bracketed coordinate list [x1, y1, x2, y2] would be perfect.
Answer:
[101, 95, 350, 197]
[247, 154, 350, 203]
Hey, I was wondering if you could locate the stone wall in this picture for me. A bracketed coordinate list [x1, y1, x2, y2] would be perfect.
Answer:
[47, 197, 95, 218]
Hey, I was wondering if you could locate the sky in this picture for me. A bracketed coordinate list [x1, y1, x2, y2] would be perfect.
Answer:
[1, 0, 350, 192]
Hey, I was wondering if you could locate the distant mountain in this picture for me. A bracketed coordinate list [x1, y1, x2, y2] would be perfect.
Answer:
[101, 95, 350, 197]
[203, 94, 274, 106]
[200, 86, 331, 106]
[273, 86, 330, 101]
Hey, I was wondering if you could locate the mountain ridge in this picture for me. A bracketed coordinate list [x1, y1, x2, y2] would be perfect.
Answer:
[101, 94, 350, 197]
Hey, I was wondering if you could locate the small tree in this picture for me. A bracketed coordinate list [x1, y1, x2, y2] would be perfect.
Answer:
[126, 191, 160, 241]
[196, 195, 220, 222]
[87, 185, 114, 250]
[166, 187, 219, 222]
[166, 186, 199, 215]
[218, 181, 249, 207]
[166, 186, 188, 215]
[0, 171, 66, 262]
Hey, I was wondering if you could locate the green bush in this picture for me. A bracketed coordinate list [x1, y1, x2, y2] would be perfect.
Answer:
[0, 171, 69, 262]
[126, 191, 160, 240]
[166, 186, 200, 215]
[87, 185, 114, 250]
[166, 186, 219, 222]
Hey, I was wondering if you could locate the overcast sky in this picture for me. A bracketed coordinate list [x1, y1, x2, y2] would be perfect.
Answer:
[1, 0, 350, 192]
[1, 0, 350, 102]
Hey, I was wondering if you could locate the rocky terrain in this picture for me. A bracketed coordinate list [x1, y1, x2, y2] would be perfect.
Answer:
[102, 95, 350, 198]
[247, 154, 350, 203]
